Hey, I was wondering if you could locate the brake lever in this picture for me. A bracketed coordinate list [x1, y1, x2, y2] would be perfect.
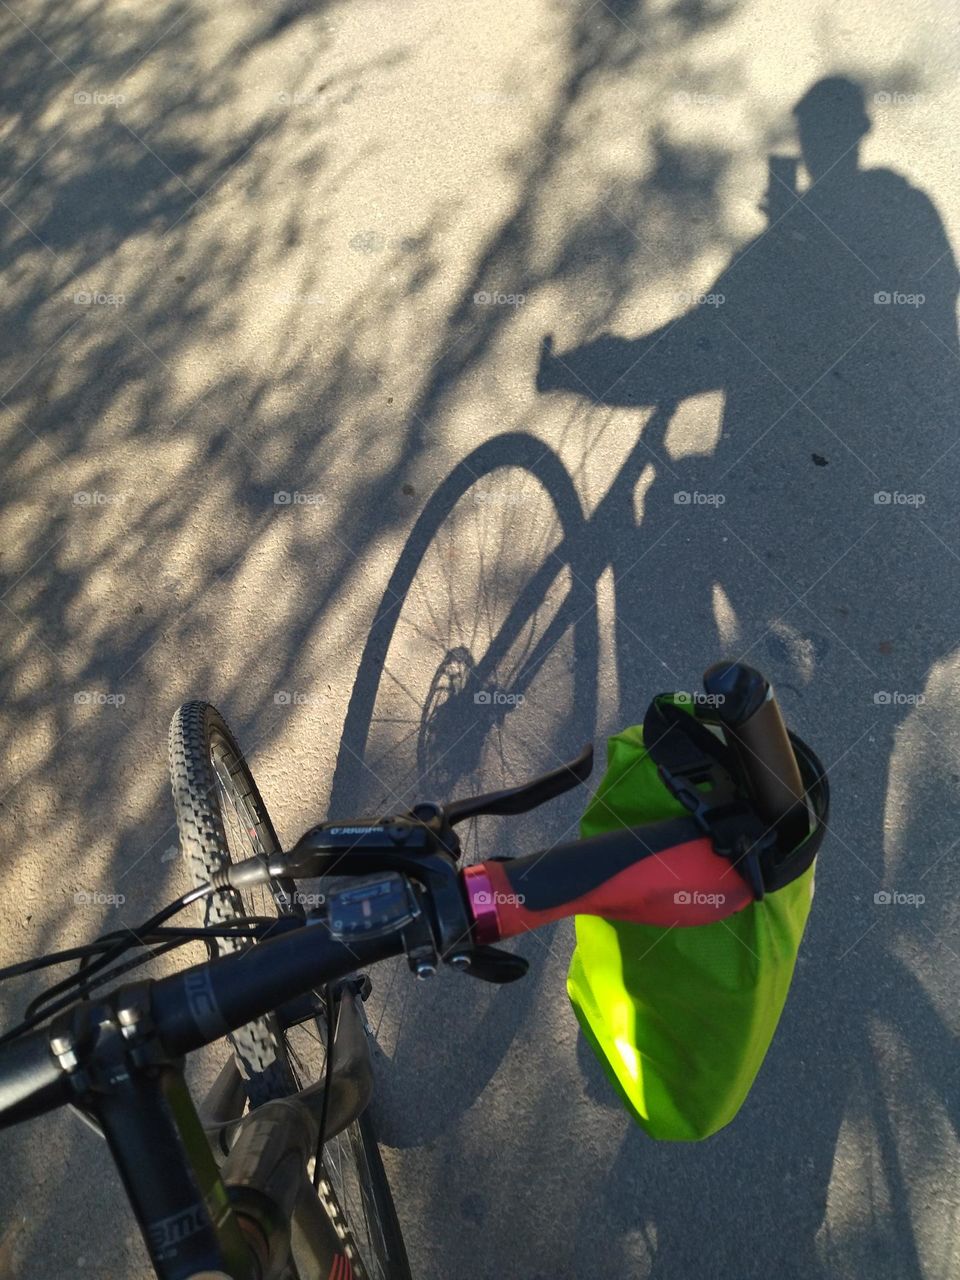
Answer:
[445, 744, 594, 826]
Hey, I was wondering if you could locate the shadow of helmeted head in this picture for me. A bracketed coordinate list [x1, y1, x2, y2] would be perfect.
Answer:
[793, 76, 871, 181]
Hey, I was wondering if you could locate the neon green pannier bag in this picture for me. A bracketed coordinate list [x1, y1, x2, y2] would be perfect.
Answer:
[567, 690, 828, 1141]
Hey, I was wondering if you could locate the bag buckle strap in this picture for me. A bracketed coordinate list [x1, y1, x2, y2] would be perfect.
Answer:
[655, 759, 772, 901]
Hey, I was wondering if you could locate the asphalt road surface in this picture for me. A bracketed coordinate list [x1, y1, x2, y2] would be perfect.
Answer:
[0, 0, 958, 1276]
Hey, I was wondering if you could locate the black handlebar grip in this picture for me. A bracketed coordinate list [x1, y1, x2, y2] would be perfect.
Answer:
[702, 661, 806, 830]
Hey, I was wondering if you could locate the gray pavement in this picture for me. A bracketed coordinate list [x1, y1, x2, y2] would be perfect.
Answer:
[0, 0, 959, 1276]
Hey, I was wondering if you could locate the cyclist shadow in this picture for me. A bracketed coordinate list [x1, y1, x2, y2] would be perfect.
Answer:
[330, 71, 960, 1274]
[536, 75, 960, 1278]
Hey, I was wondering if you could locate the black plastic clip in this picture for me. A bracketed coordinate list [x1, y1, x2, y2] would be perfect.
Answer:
[656, 761, 773, 902]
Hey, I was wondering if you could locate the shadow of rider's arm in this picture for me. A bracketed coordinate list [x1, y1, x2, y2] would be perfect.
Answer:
[535, 307, 725, 407]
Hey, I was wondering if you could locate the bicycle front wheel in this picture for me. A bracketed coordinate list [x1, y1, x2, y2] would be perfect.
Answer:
[168, 701, 412, 1280]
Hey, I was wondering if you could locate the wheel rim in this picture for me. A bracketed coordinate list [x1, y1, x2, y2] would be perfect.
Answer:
[354, 462, 592, 864]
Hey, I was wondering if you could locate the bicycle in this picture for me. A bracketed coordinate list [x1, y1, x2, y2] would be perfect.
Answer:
[0, 666, 822, 1279]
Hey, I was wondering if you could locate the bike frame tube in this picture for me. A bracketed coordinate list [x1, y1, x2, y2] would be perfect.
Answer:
[87, 979, 375, 1280]
[90, 1056, 256, 1280]
[447, 408, 682, 714]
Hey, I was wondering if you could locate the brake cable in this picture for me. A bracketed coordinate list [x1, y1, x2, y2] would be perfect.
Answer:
[0, 885, 216, 1046]
[313, 981, 337, 1191]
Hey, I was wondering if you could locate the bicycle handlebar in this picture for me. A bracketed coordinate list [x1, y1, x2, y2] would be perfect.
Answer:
[0, 816, 759, 1131]
[0, 1022, 69, 1127]
[152, 926, 405, 1058]
[0, 924, 406, 1132]
[0, 664, 821, 1133]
